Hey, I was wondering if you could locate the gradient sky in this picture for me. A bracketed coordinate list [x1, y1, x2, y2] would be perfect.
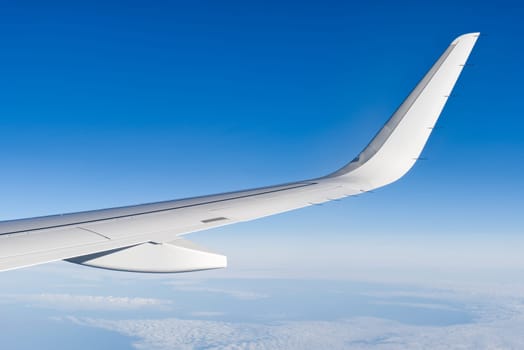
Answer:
[1, 1, 524, 349]
[0, 0, 523, 279]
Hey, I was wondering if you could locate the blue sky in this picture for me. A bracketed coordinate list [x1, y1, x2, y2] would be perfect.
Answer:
[0, 0, 522, 223]
[0, 0, 522, 267]
[0, 1, 523, 349]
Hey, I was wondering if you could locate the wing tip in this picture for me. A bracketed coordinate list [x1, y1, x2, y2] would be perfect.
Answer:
[452, 32, 480, 45]
[324, 32, 480, 187]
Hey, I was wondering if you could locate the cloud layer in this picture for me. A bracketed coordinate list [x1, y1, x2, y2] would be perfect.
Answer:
[4, 293, 172, 311]
[71, 297, 524, 350]
[167, 280, 269, 300]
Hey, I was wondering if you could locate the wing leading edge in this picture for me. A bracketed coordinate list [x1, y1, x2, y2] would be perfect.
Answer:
[0, 33, 479, 272]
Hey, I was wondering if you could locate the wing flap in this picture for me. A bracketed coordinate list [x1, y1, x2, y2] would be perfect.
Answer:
[0, 228, 107, 259]
[66, 239, 227, 273]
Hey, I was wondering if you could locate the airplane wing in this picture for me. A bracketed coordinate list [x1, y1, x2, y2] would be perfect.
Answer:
[0, 33, 479, 273]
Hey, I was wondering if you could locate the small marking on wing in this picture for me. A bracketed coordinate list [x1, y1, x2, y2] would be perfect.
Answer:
[201, 217, 229, 224]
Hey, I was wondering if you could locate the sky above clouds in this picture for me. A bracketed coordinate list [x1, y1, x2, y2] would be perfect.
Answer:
[0, 0, 523, 349]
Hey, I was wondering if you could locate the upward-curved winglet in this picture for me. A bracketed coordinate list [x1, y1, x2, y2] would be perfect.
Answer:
[326, 33, 479, 190]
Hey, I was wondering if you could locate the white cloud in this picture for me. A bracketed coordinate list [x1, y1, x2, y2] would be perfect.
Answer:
[190, 311, 226, 317]
[4, 293, 172, 311]
[166, 280, 269, 300]
[71, 312, 524, 350]
[179, 287, 268, 300]
[66, 289, 524, 350]
[369, 300, 460, 311]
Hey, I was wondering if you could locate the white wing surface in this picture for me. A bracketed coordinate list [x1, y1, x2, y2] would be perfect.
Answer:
[0, 33, 479, 273]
